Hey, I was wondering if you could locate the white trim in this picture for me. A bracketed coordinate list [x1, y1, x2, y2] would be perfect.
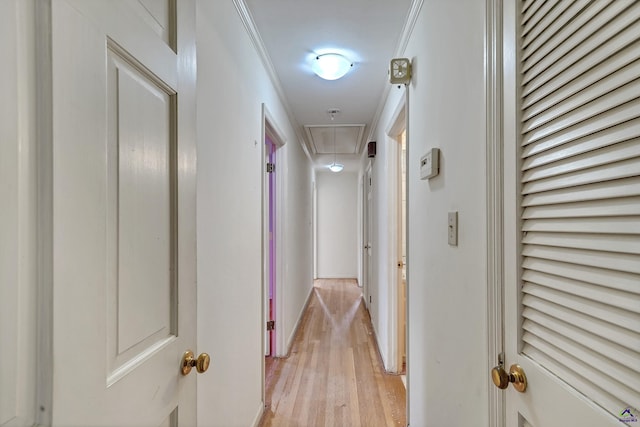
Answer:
[367, 0, 423, 145]
[250, 401, 266, 427]
[385, 90, 408, 374]
[403, 86, 411, 424]
[357, 173, 363, 287]
[233, 0, 311, 162]
[485, 0, 505, 425]
[264, 107, 288, 147]
[260, 104, 288, 362]
[284, 284, 314, 355]
[35, 0, 54, 424]
[502, 0, 521, 423]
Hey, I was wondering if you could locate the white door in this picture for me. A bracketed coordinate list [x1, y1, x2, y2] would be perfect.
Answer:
[364, 165, 373, 309]
[502, 1, 640, 426]
[51, 1, 199, 425]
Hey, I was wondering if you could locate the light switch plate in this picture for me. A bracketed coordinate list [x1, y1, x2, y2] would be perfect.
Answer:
[448, 211, 458, 246]
[420, 148, 440, 180]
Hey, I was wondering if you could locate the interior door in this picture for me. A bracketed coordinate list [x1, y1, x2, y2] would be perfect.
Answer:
[265, 137, 276, 356]
[502, 1, 640, 425]
[364, 165, 373, 308]
[51, 1, 199, 425]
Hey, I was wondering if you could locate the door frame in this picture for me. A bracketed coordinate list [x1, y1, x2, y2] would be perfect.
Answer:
[385, 91, 407, 374]
[486, 0, 506, 425]
[261, 104, 287, 363]
[1, 1, 51, 424]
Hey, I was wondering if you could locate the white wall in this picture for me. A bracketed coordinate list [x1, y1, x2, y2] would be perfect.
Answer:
[196, 1, 313, 425]
[316, 171, 359, 278]
[369, 0, 489, 425]
[280, 138, 315, 353]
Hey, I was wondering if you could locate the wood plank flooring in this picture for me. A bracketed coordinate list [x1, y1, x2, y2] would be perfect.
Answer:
[259, 279, 406, 427]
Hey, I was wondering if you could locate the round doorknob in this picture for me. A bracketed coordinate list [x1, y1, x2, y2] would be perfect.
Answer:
[491, 364, 527, 392]
[491, 365, 510, 389]
[181, 350, 211, 376]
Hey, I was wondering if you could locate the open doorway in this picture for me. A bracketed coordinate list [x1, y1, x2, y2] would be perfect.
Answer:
[397, 129, 407, 378]
[385, 92, 407, 380]
[362, 164, 373, 309]
[261, 105, 286, 405]
[265, 135, 276, 356]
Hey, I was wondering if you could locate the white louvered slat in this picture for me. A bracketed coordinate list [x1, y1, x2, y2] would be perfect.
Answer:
[521, 0, 545, 31]
[524, 345, 630, 417]
[522, 318, 640, 389]
[523, 139, 640, 182]
[519, 1, 640, 418]
[523, 58, 640, 129]
[524, 296, 640, 353]
[522, 0, 612, 72]
[522, 0, 603, 66]
[523, 79, 640, 142]
[523, 157, 640, 194]
[522, 130, 640, 172]
[522, 101, 640, 152]
[522, 176, 640, 206]
[521, 0, 536, 16]
[522, 197, 640, 219]
[522, 1, 639, 92]
[523, 334, 638, 412]
[522, 245, 640, 275]
[522, 42, 640, 118]
[523, 231, 640, 255]
[523, 216, 640, 235]
[522, 257, 640, 294]
[523, 270, 640, 313]
[522, 0, 560, 42]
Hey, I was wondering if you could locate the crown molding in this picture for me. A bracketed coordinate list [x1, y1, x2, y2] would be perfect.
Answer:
[232, 0, 312, 161]
[366, 0, 424, 145]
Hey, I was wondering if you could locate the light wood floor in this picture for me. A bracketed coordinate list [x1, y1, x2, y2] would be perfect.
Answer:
[259, 279, 406, 427]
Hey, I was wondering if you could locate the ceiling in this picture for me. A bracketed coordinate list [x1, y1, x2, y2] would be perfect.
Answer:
[242, 0, 413, 172]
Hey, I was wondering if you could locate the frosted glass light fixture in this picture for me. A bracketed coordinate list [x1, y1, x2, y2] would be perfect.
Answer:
[327, 126, 344, 173]
[328, 162, 344, 173]
[312, 53, 353, 80]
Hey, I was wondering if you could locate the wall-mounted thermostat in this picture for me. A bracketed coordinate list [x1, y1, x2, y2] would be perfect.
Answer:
[420, 148, 440, 180]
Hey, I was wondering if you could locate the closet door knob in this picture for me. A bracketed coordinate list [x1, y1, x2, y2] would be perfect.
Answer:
[491, 364, 527, 392]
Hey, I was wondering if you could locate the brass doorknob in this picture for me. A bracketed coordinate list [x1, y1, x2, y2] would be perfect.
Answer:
[491, 364, 527, 392]
[181, 350, 211, 375]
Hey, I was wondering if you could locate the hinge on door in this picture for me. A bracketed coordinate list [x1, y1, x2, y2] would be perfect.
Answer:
[266, 320, 275, 331]
[266, 163, 275, 173]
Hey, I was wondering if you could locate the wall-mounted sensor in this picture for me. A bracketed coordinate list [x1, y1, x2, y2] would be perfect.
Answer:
[420, 148, 440, 180]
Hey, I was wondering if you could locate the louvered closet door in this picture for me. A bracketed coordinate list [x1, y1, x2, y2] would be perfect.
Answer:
[504, 1, 640, 426]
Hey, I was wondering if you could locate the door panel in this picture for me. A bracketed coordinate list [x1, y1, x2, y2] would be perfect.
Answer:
[51, 1, 196, 425]
[106, 43, 177, 380]
[134, 0, 175, 48]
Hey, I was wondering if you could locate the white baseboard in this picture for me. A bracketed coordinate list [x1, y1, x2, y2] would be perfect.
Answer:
[250, 401, 265, 427]
[283, 285, 314, 356]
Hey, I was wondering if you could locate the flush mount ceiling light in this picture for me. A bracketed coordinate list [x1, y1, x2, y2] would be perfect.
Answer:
[312, 53, 353, 80]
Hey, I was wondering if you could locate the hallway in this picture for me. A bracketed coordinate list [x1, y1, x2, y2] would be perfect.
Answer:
[259, 279, 406, 427]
